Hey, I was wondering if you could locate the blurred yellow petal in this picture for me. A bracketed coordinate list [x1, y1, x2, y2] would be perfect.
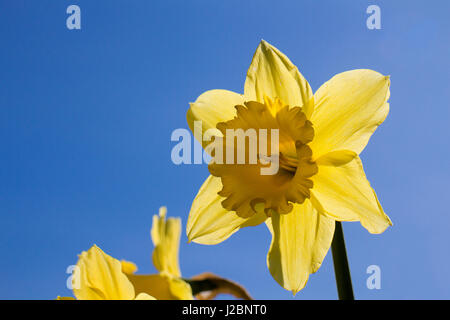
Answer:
[244, 40, 314, 117]
[187, 89, 244, 148]
[151, 207, 182, 278]
[266, 200, 335, 294]
[134, 293, 156, 300]
[309, 70, 390, 159]
[73, 245, 135, 300]
[311, 156, 392, 234]
[187, 175, 267, 245]
[121, 260, 138, 275]
[56, 296, 75, 300]
[127, 273, 193, 300]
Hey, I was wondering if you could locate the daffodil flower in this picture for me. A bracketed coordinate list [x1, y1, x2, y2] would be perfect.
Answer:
[58, 207, 253, 300]
[186, 40, 392, 294]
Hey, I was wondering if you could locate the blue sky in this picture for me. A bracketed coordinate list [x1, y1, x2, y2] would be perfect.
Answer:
[0, 0, 449, 299]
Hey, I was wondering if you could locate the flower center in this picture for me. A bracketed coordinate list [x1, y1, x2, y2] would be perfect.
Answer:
[208, 97, 318, 218]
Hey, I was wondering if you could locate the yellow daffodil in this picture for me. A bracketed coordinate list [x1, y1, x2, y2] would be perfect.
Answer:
[186, 40, 392, 294]
[59, 207, 193, 300]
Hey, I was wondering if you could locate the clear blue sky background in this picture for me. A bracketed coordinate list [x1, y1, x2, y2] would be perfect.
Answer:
[0, 0, 449, 299]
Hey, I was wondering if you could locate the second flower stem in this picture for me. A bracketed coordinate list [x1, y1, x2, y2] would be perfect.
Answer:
[331, 221, 354, 300]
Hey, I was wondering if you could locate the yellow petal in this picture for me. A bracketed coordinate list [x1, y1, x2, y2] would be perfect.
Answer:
[151, 207, 182, 278]
[121, 260, 138, 275]
[73, 245, 135, 300]
[134, 293, 156, 300]
[244, 40, 313, 116]
[309, 69, 390, 159]
[187, 89, 244, 147]
[126, 273, 193, 300]
[311, 156, 392, 234]
[187, 175, 267, 245]
[266, 200, 335, 294]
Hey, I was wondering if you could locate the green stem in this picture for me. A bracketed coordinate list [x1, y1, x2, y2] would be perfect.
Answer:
[331, 221, 354, 300]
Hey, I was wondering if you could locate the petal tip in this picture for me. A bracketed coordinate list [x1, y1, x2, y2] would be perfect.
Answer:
[186, 228, 198, 244]
[387, 217, 393, 227]
[259, 39, 274, 52]
[159, 206, 167, 217]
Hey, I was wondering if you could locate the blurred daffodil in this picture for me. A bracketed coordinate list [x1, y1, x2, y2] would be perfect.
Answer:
[186, 40, 392, 294]
[59, 207, 251, 300]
